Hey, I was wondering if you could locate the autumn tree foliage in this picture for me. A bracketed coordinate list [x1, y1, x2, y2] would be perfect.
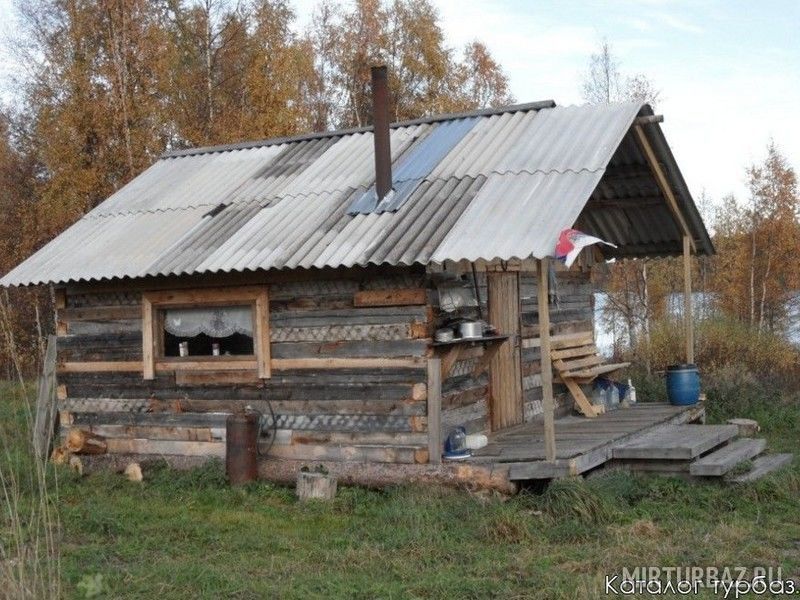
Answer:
[307, 0, 513, 128]
[710, 144, 800, 334]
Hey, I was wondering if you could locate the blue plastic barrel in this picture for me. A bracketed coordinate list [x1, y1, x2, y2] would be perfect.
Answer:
[666, 364, 700, 406]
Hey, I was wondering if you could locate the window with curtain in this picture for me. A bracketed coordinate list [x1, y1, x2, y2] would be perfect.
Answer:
[162, 305, 254, 357]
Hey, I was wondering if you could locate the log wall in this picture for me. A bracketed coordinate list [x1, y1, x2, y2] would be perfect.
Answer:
[57, 267, 434, 464]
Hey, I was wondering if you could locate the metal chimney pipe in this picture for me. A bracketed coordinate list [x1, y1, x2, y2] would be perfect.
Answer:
[371, 65, 392, 200]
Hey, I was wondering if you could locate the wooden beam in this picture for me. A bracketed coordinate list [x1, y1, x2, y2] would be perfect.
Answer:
[634, 125, 696, 252]
[634, 114, 664, 125]
[142, 285, 271, 307]
[353, 288, 427, 307]
[538, 258, 557, 462]
[58, 361, 143, 373]
[156, 359, 258, 372]
[255, 289, 271, 378]
[270, 357, 426, 370]
[427, 358, 442, 464]
[683, 235, 695, 364]
[142, 295, 155, 380]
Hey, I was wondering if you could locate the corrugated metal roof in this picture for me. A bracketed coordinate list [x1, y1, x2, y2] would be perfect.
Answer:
[0, 101, 714, 287]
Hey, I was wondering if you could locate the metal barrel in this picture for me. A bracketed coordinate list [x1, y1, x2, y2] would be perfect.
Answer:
[226, 411, 259, 485]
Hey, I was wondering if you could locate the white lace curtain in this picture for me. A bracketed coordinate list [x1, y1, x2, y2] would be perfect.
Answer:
[164, 306, 253, 338]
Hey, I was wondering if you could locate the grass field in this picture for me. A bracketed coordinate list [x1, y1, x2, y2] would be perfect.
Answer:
[1, 378, 799, 599]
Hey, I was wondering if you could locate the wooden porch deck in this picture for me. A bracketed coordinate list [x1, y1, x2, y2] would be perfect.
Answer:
[469, 402, 706, 480]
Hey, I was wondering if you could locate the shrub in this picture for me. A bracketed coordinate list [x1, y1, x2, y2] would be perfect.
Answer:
[642, 318, 800, 383]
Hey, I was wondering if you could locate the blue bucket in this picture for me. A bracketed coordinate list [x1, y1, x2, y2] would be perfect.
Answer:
[666, 364, 700, 406]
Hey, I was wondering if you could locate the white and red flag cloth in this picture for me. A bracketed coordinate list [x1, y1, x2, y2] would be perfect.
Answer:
[554, 229, 616, 267]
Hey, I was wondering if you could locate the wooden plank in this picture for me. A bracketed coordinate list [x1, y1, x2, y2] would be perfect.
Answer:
[438, 344, 463, 380]
[551, 344, 598, 360]
[156, 359, 258, 372]
[554, 354, 604, 373]
[683, 234, 695, 364]
[633, 125, 695, 251]
[142, 295, 155, 380]
[353, 288, 427, 307]
[255, 288, 271, 378]
[538, 259, 557, 461]
[729, 453, 793, 483]
[270, 357, 426, 370]
[689, 438, 766, 476]
[612, 424, 738, 460]
[487, 271, 523, 430]
[32, 335, 58, 461]
[547, 332, 595, 349]
[427, 358, 442, 464]
[563, 362, 630, 378]
[508, 460, 572, 479]
[561, 378, 599, 418]
[143, 286, 267, 307]
[58, 361, 143, 373]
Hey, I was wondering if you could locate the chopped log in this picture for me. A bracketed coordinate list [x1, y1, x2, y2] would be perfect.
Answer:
[68, 455, 84, 476]
[51, 447, 70, 465]
[296, 471, 338, 501]
[65, 429, 108, 455]
[124, 463, 143, 482]
[727, 418, 760, 437]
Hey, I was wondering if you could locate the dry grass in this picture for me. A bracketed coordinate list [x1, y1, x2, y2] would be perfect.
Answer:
[0, 294, 60, 600]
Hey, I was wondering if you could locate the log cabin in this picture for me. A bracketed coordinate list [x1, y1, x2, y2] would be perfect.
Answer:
[1, 68, 714, 492]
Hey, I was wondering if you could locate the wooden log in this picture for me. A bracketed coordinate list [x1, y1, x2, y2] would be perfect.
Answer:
[105, 438, 225, 457]
[124, 462, 143, 482]
[727, 418, 760, 437]
[296, 471, 338, 501]
[258, 458, 517, 494]
[65, 429, 108, 455]
[353, 288, 427, 307]
[51, 447, 70, 465]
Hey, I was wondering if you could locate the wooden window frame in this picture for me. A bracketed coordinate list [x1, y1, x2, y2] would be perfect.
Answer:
[142, 286, 270, 380]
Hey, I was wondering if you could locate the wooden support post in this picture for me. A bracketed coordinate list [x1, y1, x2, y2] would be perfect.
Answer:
[683, 235, 695, 364]
[538, 258, 557, 462]
[427, 358, 442, 464]
[487, 272, 523, 430]
[634, 125, 696, 253]
[142, 296, 155, 380]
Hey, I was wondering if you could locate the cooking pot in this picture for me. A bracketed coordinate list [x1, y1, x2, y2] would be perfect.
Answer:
[458, 321, 484, 339]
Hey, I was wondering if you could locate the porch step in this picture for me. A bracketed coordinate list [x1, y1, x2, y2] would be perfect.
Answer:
[729, 453, 794, 483]
[612, 424, 738, 460]
[689, 438, 767, 477]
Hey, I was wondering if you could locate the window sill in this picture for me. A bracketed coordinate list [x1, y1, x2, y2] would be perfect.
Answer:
[155, 357, 258, 372]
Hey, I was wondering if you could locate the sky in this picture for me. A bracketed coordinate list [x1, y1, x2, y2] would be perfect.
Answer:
[1, 0, 799, 206]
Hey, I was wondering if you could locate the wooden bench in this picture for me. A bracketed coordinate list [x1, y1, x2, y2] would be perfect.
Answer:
[550, 332, 630, 418]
